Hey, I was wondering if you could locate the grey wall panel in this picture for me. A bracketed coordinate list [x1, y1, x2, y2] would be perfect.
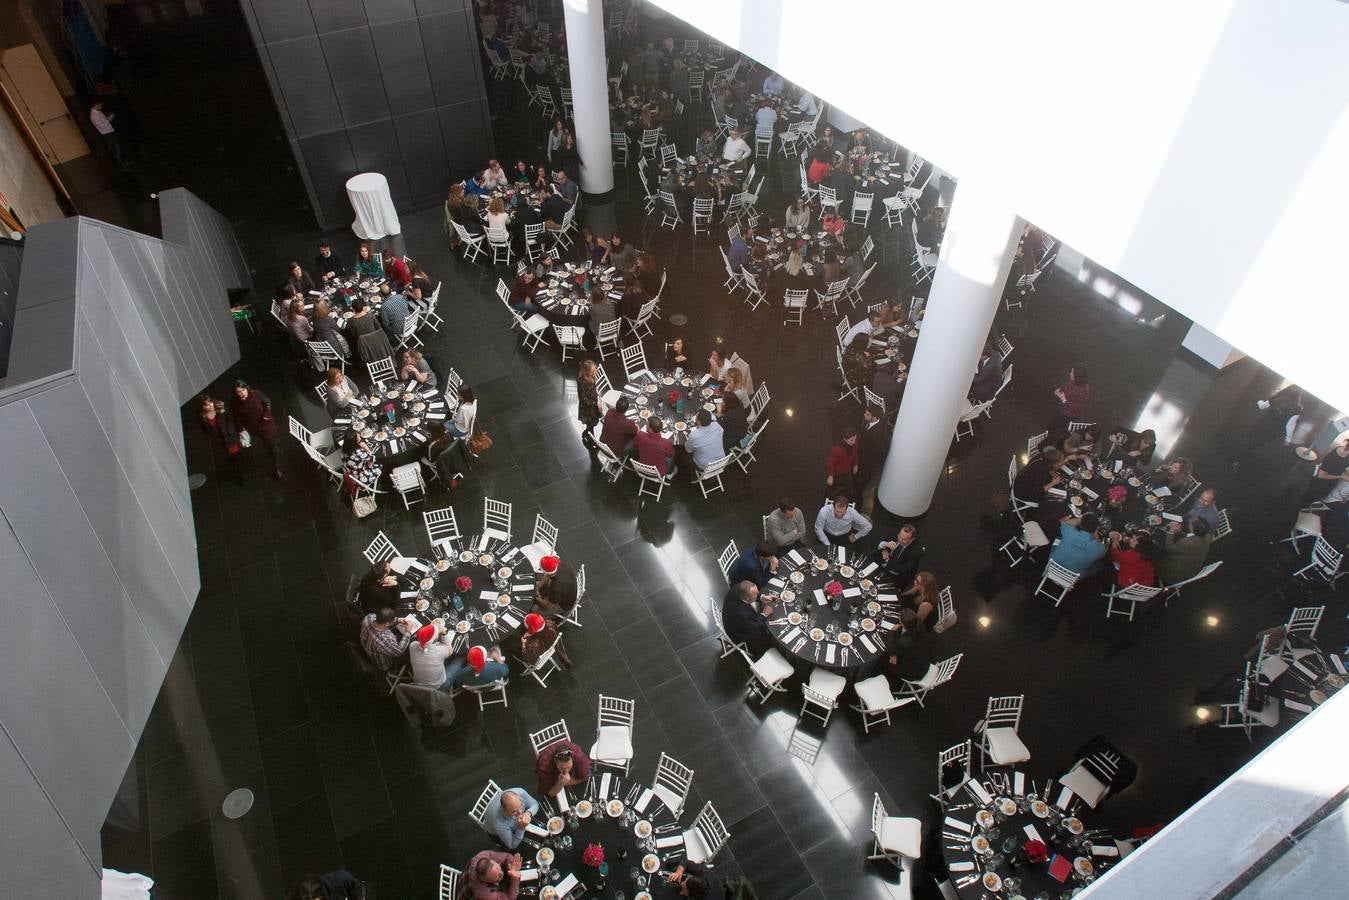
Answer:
[0, 729, 102, 895]
[371, 19, 435, 117]
[251, 0, 316, 43]
[4, 296, 75, 390]
[415, 0, 466, 15]
[298, 130, 360, 227]
[438, 100, 492, 172]
[309, 0, 368, 33]
[12, 217, 77, 311]
[421, 12, 479, 107]
[394, 108, 449, 203]
[268, 37, 343, 139]
[348, 121, 412, 205]
[365, 0, 418, 25]
[321, 29, 387, 128]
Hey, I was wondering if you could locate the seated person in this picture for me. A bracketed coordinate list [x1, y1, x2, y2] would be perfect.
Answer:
[535, 738, 592, 798]
[359, 607, 415, 671]
[814, 494, 872, 545]
[533, 556, 578, 618]
[666, 858, 725, 899]
[599, 397, 638, 456]
[448, 644, 510, 688]
[464, 850, 522, 900]
[721, 580, 775, 657]
[902, 572, 941, 630]
[358, 560, 401, 614]
[378, 284, 409, 337]
[608, 233, 639, 272]
[842, 311, 884, 349]
[728, 541, 778, 589]
[1049, 513, 1107, 576]
[718, 392, 749, 449]
[683, 409, 725, 475]
[1108, 530, 1158, 588]
[969, 344, 1003, 403]
[1013, 448, 1065, 506]
[399, 348, 436, 389]
[509, 268, 542, 316]
[665, 336, 691, 369]
[541, 190, 571, 225]
[588, 293, 619, 336]
[634, 416, 676, 477]
[880, 607, 931, 689]
[694, 128, 718, 160]
[408, 623, 456, 691]
[766, 498, 808, 552]
[484, 787, 539, 850]
[520, 613, 573, 669]
[1186, 487, 1219, 534]
[554, 170, 579, 203]
[877, 524, 924, 589]
[1062, 424, 1103, 460]
[1156, 518, 1212, 584]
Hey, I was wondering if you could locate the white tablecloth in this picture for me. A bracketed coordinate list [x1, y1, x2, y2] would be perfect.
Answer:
[346, 172, 401, 240]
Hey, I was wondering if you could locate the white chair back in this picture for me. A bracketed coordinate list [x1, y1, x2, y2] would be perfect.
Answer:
[1286, 605, 1324, 639]
[653, 752, 695, 814]
[597, 694, 635, 731]
[363, 531, 399, 565]
[438, 865, 462, 900]
[529, 719, 571, 755]
[984, 694, 1024, 732]
[367, 356, 396, 382]
[718, 540, 738, 586]
[469, 779, 503, 831]
[686, 801, 730, 863]
[932, 586, 957, 634]
[621, 342, 649, 381]
[424, 507, 461, 554]
[483, 497, 512, 538]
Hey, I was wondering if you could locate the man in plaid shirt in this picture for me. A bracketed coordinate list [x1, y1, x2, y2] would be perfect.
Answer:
[360, 608, 414, 670]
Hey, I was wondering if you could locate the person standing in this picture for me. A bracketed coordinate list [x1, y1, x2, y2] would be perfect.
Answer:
[198, 394, 244, 485]
[89, 102, 127, 169]
[857, 407, 891, 517]
[1052, 364, 1090, 430]
[577, 360, 602, 448]
[230, 380, 282, 479]
[826, 427, 860, 498]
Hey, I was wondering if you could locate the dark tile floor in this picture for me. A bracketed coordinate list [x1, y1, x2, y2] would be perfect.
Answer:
[95, 9, 1348, 900]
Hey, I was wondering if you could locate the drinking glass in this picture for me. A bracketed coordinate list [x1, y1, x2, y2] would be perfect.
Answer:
[1001, 836, 1019, 855]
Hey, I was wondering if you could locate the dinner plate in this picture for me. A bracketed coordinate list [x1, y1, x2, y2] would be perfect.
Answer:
[540, 888, 557, 900]
[434, 559, 450, 571]
[837, 632, 853, 646]
[385, 389, 400, 398]
[1063, 816, 1083, 835]
[982, 872, 1002, 892]
[1074, 857, 1094, 877]
[1031, 800, 1050, 818]
[1295, 446, 1318, 461]
[496, 593, 512, 607]
[1310, 688, 1328, 704]
[1127, 476, 1142, 486]
[907, 329, 919, 338]
[860, 579, 875, 591]
[642, 853, 661, 873]
[638, 409, 651, 419]
[606, 799, 625, 817]
[415, 599, 429, 611]
[866, 600, 882, 614]
[809, 628, 826, 641]
[787, 611, 803, 625]
[634, 819, 652, 838]
[780, 589, 796, 603]
[972, 833, 991, 853]
[575, 800, 593, 818]
[635, 395, 648, 407]
[374, 431, 388, 441]
[547, 816, 565, 834]
[839, 565, 855, 578]
[645, 384, 658, 393]
[432, 617, 445, 628]
[1145, 494, 1159, 505]
[635, 892, 653, 900]
[976, 809, 996, 830]
[998, 798, 1018, 816]
[813, 558, 829, 571]
[674, 421, 688, 431]
[703, 402, 716, 412]
[401, 392, 415, 402]
[681, 377, 693, 387]
[481, 612, 497, 625]
[406, 417, 420, 427]
[394, 427, 406, 437]
[455, 620, 470, 634]
[701, 387, 714, 397]
[662, 376, 675, 385]
[498, 567, 513, 579]
[478, 555, 494, 568]
[789, 571, 805, 584]
[459, 551, 475, 563]
[861, 618, 876, 632]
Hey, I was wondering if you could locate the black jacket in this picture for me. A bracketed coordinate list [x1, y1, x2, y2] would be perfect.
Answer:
[881, 539, 925, 589]
[721, 590, 772, 656]
[314, 251, 348, 279]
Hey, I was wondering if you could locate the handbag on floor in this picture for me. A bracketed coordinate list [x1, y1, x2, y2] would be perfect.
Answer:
[467, 430, 493, 455]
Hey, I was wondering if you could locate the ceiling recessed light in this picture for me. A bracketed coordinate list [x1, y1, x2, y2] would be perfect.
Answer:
[785, 408, 794, 417]
[977, 616, 991, 628]
[1205, 615, 1220, 628]
[1194, 706, 1212, 721]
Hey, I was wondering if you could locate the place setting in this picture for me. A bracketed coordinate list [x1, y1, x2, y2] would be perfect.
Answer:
[621, 368, 722, 444]
[333, 379, 446, 458]
[539, 261, 626, 321]
[392, 534, 535, 651]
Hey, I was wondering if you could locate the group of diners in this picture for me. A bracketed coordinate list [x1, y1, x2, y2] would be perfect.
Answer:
[503, 231, 661, 335]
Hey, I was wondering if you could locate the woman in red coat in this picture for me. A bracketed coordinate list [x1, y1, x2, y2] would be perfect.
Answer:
[1108, 530, 1157, 588]
[826, 426, 860, 498]
[230, 380, 282, 479]
[383, 253, 411, 289]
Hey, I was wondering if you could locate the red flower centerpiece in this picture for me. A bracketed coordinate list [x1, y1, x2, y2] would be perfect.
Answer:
[666, 390, 681, 405]
[824, 580, 844, 598]
[1022, 839, 1049, 864]
[581, 842, 605, 868]
[454, 575, 473, 594]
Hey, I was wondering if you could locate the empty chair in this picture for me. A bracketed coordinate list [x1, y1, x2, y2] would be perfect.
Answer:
[895, 654, 963, 707]
[1102, 582, 1163, 621]
[589, 695, 636, 774]
[553, 324, 585, 363]
[974, 695, 1032, 770]
[363, 531, 399, 565]
[800, 667, 848, 727]
[681, 801, 729, 864]
[594, 318, 623, 359]
[850, 190, 874, 226]
[851, 674, 915, 733]
[658, 190, 682, 229]
[746, 647, 794, 704]
[1293, 536, 1346, 586]
[1283, 502, 1327, 549]
[483, 497, 512, 541]
[1059, 750, 1122, 810]
[389, 462, 427, 510]
[521, 514, 559, 571]
[528, 719, 571, 756]
[1219, 662, 1279, 741]
[621, 342, 650, 382]
[717, 540, 738, 586]
[1285, 605, 1325, 640]
[692, 197, 714, 235]
[867, 793, 922, 869]
[462, 676, 509, 711]
[694, 454, 734, 498]
[784, 288, 809, 326]
[651, 752, 694, 815]
[610, 132, 629, 167]
[1034, 559, 1081, 606]
[367, 356, 396, 383]
[423, 507, 461, 557]
[932, 586, 958, 634]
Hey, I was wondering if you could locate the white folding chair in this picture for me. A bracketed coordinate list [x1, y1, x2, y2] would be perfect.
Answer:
[363, 531, 399, 565]
[691, 197, 714, 235]
[975, 695, 1032, 770]
[520, 514, 559, 572]
[469, 779, 503, 835]
[844, 262, 878, 308]
[552, 324, 585, 363]
[1213, 508, 1234, 541]
[800, 667, 847, 727]
[932, 586, 957, 634]
[1102, 582, 1163, 621]
[746, 647, 794, 704]
[754, 124, 773, 159]
[895, 653, 963, 707]
[747, 383, 770, 424]
[718, 540, 739, 586]
[817, 184, 841, 214]
[954, 397, 995, 440]
[867, 793, 922, 868]
[518, 631, 565, 687]
[437, 865, 462, 900]
[711, 597, 749, 658]
[851, 674, 915, 733]
[814, 278, 850, 316]
[306, 340, 344, 373]
[463, 677, 509, 710]
[1059, 750, 1120, 810]
[863, 387, 885, 417]
[861, 235, 875, 262]
[367, 356, 396, 383]
[528, 719, 571, 756]
[632, 460, 672, 501]
[1293, 536, 1346, 586]
[996, 334, 1014, 363]
[1282, 502, 1327, 549]
[508, 306, 552, 354]
[932, 741, 972, 807]
[453, 221, 487, 265]
[850, 191, 874, 226]
[423, 507, 461, 558]
[487, 227, 513, 266]
[629, 297, 660, 340]
[1160, 560, 1223, 601]
[1286, 605, 1325, 640]
[741, 271, 767, 311]
[658, 190, 683, 230]
[640, 127, 662, 158]
[732, 417, 769, 474]
[592, 318, 622, 360]
[621, 342, 650, 382]
[784, 288, 809, 326]
[720, 246, 745, 294]
[694, 454, 734, 498]
[1219, 664, 1279, 740]
[835, 345, 860, 403]
[590, 695, 636, 775]
[389, 462, 427, 510]
[652, 752, 694, 816]
[1025, 432, 1048, 464]
[1034, 560, 1081, 606]
[681, 802, 729, 864]
[483, 497, 512, 541]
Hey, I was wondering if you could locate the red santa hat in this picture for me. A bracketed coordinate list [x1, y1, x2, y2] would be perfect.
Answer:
[524, 612, 546, 634]
[416, 624, 438, 647]
[467, 645, 488, 673]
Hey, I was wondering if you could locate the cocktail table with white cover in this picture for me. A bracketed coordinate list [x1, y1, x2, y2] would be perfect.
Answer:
[346, 172, 402, 239]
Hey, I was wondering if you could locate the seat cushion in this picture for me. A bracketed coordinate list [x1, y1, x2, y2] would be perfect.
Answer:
[521, 541, 553, 571]
[652, 783, 684, 814]
[808, 667, 848, 700]
[523, 313, 550, 333]
[1023, 521, 1050, 547]
[877, 815, 922, 858]
[1295, 511, 1323, 535]
[855, 674, 896, 711]
[1258, 655, 1289, 684]
[590, 725, 633, 763]
[984, 727, 1031, 765]
[683, 828, 711, 864]
[751, 649, 794, 684]
[1060, 762, 1109, 808]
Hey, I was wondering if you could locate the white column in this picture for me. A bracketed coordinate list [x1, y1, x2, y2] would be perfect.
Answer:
[877, 184, 1022, 516]
[560, 0, 614, 194]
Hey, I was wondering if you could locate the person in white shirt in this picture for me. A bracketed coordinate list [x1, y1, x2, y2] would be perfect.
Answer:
[842, 311, 884, 348]
[89, 101, 124, 166]
[482, 159, 509, 188]
[784, 197, 811, 229]
[409, 623, 456, 690]
[683, 410, 726, 472]
[722, 129, 751, 162]
[815, 494, 873, 545]
[762, 73, 785, 96]
[796, 91, 819, 118]
[754, 100, 777, 132]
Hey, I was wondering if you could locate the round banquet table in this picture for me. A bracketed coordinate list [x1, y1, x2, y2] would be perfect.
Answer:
[521, 771, 681, 900]
[303, 274, 387, 324]
[346, 172, 402, 240]
[764, 545, 900, 673]
[763, 225, 843, 278]
[620, 368, 722, 447]
[540, 261, 626, 325]
[941, 770, 1119, 898]
[1262, 635, 1346, 722]
[398, 535, 535, 652]
[339, 380, 446, 459]
[1037, 455, 1173, 538]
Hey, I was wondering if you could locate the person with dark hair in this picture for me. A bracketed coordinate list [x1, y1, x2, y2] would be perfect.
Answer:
[766, 499, 808, 552]
[683, 408, 725, 473]
[721, 580, 775, 657]
[826, 426, 860, 497]
[1052, 364, 1090, 429]
[285, 261, 315, 295]
[464, 848, 523, 899]
[230, 380, 282, 479]
[841, 333, 874, 396]
[346, 295, 380, 339]
[1049, 513, 1107, 576]
[509, 267, 542, 316]
[1108, 530, 1158, 588]
[358, 560, 401, 614]
[666, 858, 726, 898]
[718, 391, 750, 449]
[288, 869, 361, 900]
[879, 607, 932, 689]
[535, 738, 592, 797]
[1062, 424, 1103, 460]
[728, 540, 778, 588]
[665, 336, 691, 369]
[533, 557, 579, 618]
[599, 395, 638, 457]
[198, 394, 244, 484]
[877, 524, 924, 589]
[313, 241, 347, 283]
[634, 416, 676, 477]
[857, 405, 890, 517]
[815, 494, 872, 544]
[1157, 517, 1213, 584]
[359, 606, 415, 671]
[383, 251, 411, 289]
[970, 343, 1004, 403]
[1013, 447, 1065, 507]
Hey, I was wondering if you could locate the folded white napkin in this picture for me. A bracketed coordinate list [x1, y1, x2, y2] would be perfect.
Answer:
[1046, 487, 1068, 499]
[557, 788, 569, 812]
[842, 587, 861, 598]
[813, 589, 826, 606]
[426, 412, 446, 420]
[1056, 786, 1073, 810]
[968, 781, 993, 804]
[825, 644, 836, 664]
[1285, 698, 1313, 712]
[600, 773, 612, 799]
[1081, 487, 1099, 500]
[943, 816, 972, 833]
[1092, 844, 1120, 857]
[782, 627, 802, 644]
[389, 557, 414, 575]
[878, 593, 898, 604]
[948, 861, 975, 872]
[500, 613, 520, 629]
[1153, 485, 1172, 497]
[1114, 460, 1123, 472]
[860, 562, 878, 576]
[526, 823, 548, 837]
[479, 590, 498, 601]
[399, 591, 419, 599]
[859, 634, 877, 653]
[788, 550, 805, 565]
[555, 874, 579, 896]
[1013, 772, 1025, 795]
[768, 577, 785, 589]
[635, 789, 653, 813]
[655, 835, 684, 849]
[1331, 654, 1346, 675]
[1023, 824, 1045, 843]
[837, 545, 846, 564]
[518, 869, 539, 883]
[407, 560, 430, 574]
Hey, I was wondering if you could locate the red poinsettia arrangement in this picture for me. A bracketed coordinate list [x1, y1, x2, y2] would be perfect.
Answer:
[824, 580, 844, 598]
[581, 842, 605, 867]
[454, 575, 473, 593]
[1023, 839, 1049, 864]
[666, 390, 681, 405]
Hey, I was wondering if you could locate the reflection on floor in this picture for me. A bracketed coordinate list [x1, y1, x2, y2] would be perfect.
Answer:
[94, 17, 1347, 900]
